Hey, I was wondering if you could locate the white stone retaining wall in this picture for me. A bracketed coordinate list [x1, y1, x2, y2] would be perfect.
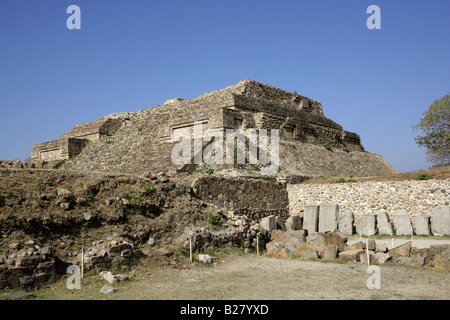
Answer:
[287, 179, 450, 218]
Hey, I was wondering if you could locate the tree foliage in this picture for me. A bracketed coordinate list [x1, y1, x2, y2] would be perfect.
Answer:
[412, 93, 450, 167]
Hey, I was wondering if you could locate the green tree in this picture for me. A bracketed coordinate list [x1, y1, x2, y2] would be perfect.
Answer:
[412, 94, 450, 167]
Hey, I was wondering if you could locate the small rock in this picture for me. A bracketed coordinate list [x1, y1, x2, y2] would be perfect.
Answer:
[100, 285, 117, 294]
[198, 254, 212, 264]
[100, 271, 119, 284]
[116, 274, 132, 281]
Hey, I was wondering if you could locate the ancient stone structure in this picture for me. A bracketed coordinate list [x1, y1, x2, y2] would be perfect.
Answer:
[30, 80, 396, 178]
[30, 112, 135, 164]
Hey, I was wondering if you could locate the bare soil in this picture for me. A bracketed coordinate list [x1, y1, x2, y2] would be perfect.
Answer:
[13, 249, 448, 301]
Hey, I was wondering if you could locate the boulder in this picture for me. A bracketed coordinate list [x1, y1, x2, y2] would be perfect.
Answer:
[374, 252, 392, 264]
[376, 212, 393, 236]
[303, 205, 319, 234]
[375, 243, 388, 253]
[322, 245, 338, 260]
[356, 213, 376, 236]
[290, 243, 318, 260]
[338, 249, 364, 262]
[266, 242, 279, 256]
[308, 233, 327, 258]
[414, 213, 430, 236]
[318, 204, 339, 232]
[388, 241, 412, 258]
[393, 212, 412, 236]
[323, 230, 348, 252]
[338, 211, 354, 235]
[359, 250, 376, 264]
[431, 206, 450, 236]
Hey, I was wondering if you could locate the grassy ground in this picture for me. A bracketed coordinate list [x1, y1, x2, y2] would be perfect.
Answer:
[303, 166, 450, 184]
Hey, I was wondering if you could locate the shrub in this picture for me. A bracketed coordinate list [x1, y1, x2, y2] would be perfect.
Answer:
[416, 174, 430, 180]
[323, 142, 333, 151]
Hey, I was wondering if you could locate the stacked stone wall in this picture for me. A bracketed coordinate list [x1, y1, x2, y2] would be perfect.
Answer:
[287, 179, 450, 218]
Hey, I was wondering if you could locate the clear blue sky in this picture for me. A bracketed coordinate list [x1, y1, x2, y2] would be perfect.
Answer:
[0, 0, 449, 173]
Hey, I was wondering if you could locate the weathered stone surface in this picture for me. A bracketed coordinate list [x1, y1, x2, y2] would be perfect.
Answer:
[376, 212, 393, 236]
[323, 230, 348, 252]
[266, 242, 279, 256]
[338, 211, 354, 235]
[359, 250, 376, 264]
[414, 212, 430, 236]
[375, 243, 388, 253]
[338, 249, 364, 262]
[261, 215, 277, 233]
[276, 248, 289, 258]
[198, 254, 212, 264]
[100, 285, 117, 294]
[356, 213, 376, 236]
[431, 206, 450, 236]
[290, 243, 318, 260]
[318, 204, 339, 233]
[393, 212, 412, 236]
[303, 205, 319, 234]
[374, 252, 392, 264]
[388, 241, 412, 258]
[322, 245, 338, 260]
[285, 215, 302, 231]
[270, 230, 284, 241]
[363, 239, 376, 251]
[348, 241, 363, 250]
[308, 233, 327, 258]
[100, 271, 118, 284]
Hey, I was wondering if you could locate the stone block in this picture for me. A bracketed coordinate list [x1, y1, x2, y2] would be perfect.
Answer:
[375, 243, 388, 253]
[261, 215, 277, 233]
[322, 245, 338, 260]
[388, 241, 412, 258]
[374, 252, 392, 264]
[359, 250, 376, 264]
[303, 205, 319, 234]
[323, 230, 348, 252]
[285, 215, 302, 231]
[414, 212, 430, 236]
[356, 213, 376, 236]
[431, 206, 450, 236]
[393, 212, 412, 236]
[308, 233, 327, 258]
[290, 243, 318, 260]
[338, 249, 364, 262]
[338, 211, 354, 235]
[376, 212, 393, 236]
[266, 242, 279, 256]
[318, 204, 339, 232]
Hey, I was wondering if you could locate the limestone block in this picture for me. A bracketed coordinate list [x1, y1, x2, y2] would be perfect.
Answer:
[290, 243, 318, 260]
[356, 213, 376, 236]
[338, 211, 354, 235]
[388, 241, 412, 258]
[393, 212, 412, 236]
[338, 249, 364, 262]
[374, 252, 392, 264]
[414, 212, 430, 236]
[303, 205, 319, 234]
[322, 245, 338, 260]
[431, 206, 450, 236]
[261, 215, 277, 233]
[376, 212, 393, 236]
[323, 230, 348, 252]
[318, 204, 339, 233]
[285, 215, 302, 231]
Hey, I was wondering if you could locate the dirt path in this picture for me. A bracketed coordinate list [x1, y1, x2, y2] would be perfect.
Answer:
[28, 252, 450, 301]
